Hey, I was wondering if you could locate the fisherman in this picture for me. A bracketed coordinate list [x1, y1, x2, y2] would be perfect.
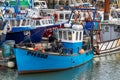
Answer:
[19, 32, 33, 47]
[48, 34, 56, 43]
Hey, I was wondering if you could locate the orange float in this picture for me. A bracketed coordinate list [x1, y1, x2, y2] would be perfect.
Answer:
[79, 49, 84, 54]
[33, 44, 45, 53]
[54, 12, 58, 22]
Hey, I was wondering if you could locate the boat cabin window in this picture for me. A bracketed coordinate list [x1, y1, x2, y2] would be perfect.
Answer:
[65, 14, 69, 19]
[10, 20, 15, 26]
[59, 31, 62, 39]
[68, 31, 72, 40]
[26, 19, 31, 25]
[39, 2, 46, 8]
[71, 14, 75, 20]
[48, 19, 53, 24]
[34, 1, 47, 8]
[60, 14, 64, 19]
[20, 7, 26, 11]
[34, 2, 39, 7]
[22, 19, 26, 26]
[45, 20, 48, 24]
[76, 32, 78, 40]
[31, 20, 36, 26]
[42, 20, 45, 25]
[16, 20, 20, 26]
[36, 20, 40, 26]
[41, 2, 45, 5]
[63, 31, 67, 40]
[58, 29, 83, 41]
[79, 32, 82, 40]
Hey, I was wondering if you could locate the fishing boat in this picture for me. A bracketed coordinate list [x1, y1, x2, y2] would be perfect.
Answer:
[93, 0, 120, 54]
[12, 7, 97, 74]
[5, 15, 64, 43]
[0, 0, 65, 44]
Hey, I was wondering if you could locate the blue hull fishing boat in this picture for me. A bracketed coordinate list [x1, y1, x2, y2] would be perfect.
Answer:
[0, 0, 64, 44]
[6, 22, 63, 43]
[13, 48, 93, 74]
[12, 7, 97, 74]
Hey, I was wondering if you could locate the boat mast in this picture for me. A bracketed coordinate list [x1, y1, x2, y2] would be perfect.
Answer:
[104, 0, 110, 20]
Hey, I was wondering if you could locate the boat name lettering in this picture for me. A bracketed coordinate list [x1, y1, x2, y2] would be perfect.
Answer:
[27, 51, 48, 59]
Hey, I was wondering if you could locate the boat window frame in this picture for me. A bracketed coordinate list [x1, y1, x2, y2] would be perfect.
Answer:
[45, 19, 48, 24]
[58, 30, 62, 40]
[59, 13, 64, 19]
[48, 19, 52, 24]
[65, 14, 70, 20]
[76, 32, 78, 40]
[36, 20, 41, 26]
[16, 20, 21, 26]
[68, 31, 72, 41]
[63, 31, 67, 40]
[79, 32, 82, 40]
[26, 19, 31, 26]
[32, 20, 36, 26]
[41, 20, 45, 25]
[21, 19, 27, 26]
[10, 20, 15, 27]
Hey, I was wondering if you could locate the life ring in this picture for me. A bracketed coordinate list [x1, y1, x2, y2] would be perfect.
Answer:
[54, 12, 58, 22]
[79, 49, 84, 54]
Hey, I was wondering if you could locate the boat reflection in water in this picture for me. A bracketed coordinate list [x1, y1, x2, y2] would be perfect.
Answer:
[18, 60, 93, 80]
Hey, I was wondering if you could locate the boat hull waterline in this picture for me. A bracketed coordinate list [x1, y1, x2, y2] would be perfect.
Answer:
[13, 48, 94, 74]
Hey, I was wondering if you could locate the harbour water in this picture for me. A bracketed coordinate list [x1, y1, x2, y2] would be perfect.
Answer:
[0, 52, 120, 80]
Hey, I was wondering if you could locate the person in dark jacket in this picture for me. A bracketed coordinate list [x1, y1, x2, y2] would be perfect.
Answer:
[19, 32, 33, 47]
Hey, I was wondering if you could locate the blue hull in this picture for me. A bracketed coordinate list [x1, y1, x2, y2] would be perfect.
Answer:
[13, 48, 94, 74]
[6, 27, 45, 44]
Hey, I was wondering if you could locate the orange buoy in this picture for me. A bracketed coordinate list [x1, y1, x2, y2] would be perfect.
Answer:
[33, 44, 45, 53]
[79, 49, 84, 54]
[33, 47, 39, 51]
[54, 12, 58, 22]
[33, 44, 41, 51]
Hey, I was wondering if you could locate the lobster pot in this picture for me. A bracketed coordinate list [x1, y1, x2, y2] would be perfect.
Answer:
[2, 43, 11, 58]
[2, 40, 15, 58]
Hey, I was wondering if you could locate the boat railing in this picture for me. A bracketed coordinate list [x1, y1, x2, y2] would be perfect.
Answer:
[96, 37, 120, 54]
[40, 40, 73, 54]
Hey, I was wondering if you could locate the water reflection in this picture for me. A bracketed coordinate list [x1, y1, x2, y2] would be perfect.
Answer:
[18, 60, 94, 80]
[1, 53, 120, 80]
[0, 69, 17, 80]
[92, 53, 120, 80]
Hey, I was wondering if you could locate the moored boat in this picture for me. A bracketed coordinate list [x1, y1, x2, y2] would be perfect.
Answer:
[0, 0, 64, 44]
[93, 0, 120, 54]
[12, 7, 97, 74]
